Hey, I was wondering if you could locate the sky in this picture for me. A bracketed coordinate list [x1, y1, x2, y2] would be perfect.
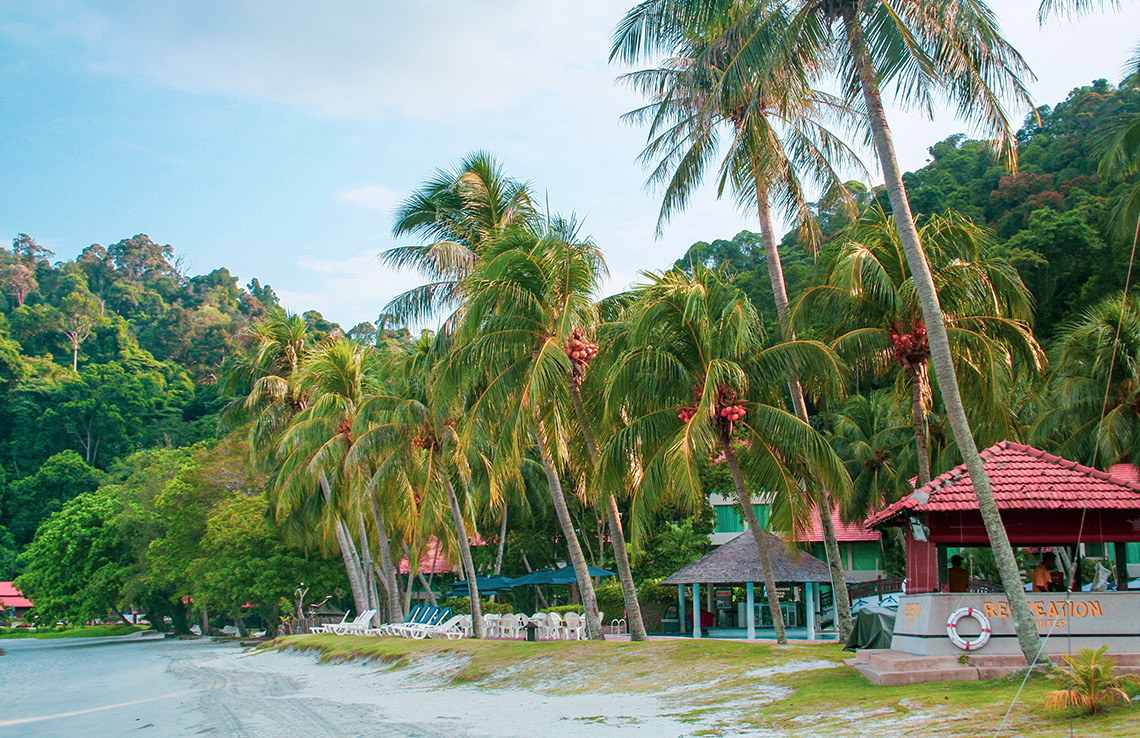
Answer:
[2, 0, 1139, 329]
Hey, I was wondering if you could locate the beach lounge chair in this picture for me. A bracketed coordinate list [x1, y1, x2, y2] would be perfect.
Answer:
[390, 605, 447, 637]
[422, 615, 466, 640]
[328, 610, 376, 635]
[309, 612, 351, 634]
[402, 607, 453, 639]
[374, 605, 424, 636]
[384, 605, 435, 637]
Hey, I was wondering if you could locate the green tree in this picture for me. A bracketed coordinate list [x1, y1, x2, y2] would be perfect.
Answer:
[1034, 293, 1140, 466]
[447, 219, 617, 639]
[797, 206, 1045, 484]
[16, 490, 131, 623]
[2, 450, 103, 548]
[603, 264, 849, 642]
[382, 152, 537, 324]
[612, 0, 864, 637]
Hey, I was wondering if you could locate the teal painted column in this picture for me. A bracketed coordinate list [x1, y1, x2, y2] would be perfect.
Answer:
[805, 582, 816, 638]
[677, 584, 686, 633]
[692, 582, 701, 639]
[745, 582, 755, 640]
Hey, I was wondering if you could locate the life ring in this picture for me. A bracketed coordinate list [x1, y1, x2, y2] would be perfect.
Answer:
[946, 607, 991, 651]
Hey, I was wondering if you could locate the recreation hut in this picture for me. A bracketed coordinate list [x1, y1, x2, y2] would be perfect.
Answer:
[865, 441, 1140, 661]
[661, 529, 843, 640]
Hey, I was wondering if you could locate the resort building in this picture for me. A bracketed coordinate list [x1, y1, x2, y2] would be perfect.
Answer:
[709, 493, 885, 580]
[0, 581, 32, 620]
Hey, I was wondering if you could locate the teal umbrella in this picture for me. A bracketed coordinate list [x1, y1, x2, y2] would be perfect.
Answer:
[547, 565, 615, 585]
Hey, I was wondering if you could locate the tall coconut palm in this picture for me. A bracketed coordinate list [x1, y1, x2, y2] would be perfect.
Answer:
[796, 206, 1046, 485]
[381, 152, 538, 325]
[274, 338, 401, 626]
[445, 219, 623, 640]
[350, 332, 490, 637]
[1034, 293, 1140, 467]
[612, 0, 866, 638]
[603, 264, 849, 643]
[223, 313, 374, 619]
[752, 0, 1046, 662]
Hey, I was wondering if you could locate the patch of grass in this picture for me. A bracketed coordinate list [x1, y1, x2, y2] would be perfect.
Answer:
[0, 623, 148, 639]
[271, 635, 1137, 736]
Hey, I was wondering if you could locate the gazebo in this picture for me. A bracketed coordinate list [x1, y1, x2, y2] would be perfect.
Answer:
[661, 529, 844, 640]
[866, 440, 1140, 657]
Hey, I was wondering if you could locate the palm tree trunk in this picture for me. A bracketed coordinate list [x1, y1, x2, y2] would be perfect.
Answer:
[756, 192, 854, 640]
[370, 499, 403, 622]
[316, 473, 369, 617]
[494, 501, 508, 576]
[720, 429, 786, 643]
[534, 422, 604, 639]
[570, 385, 648, 640]
[401, 542, 417, 615]
[910, 365, 932, 486]
[443, 477, 484, 638]
[842, 8, 1045, 665]
[357, 513, 381, 627]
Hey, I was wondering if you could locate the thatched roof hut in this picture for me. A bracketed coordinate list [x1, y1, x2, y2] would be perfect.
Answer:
[661, 530, 841, 585]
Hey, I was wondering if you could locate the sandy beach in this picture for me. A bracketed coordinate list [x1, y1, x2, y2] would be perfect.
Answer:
[0, 637, 794, 737]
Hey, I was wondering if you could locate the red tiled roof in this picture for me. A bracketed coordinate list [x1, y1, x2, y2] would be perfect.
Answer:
[397, 537, 455, 575]
[797, 505, 879, 543]
[0, 581, 32, 609]
[866, 441, 1140, 528]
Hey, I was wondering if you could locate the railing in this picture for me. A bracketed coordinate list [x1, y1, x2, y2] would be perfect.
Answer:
[848, 578, 905, 600]
[602, 618, 628, 635]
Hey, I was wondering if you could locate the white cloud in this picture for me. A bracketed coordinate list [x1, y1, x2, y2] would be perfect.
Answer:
[17, 0, 633, 122]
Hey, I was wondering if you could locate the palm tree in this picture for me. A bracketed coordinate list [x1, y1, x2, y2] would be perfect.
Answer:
[275, 337, 399, 626]
[1034, 293, 1140, 467]
[603, 264, 849, 643]
[223, 313, 374, 619]
[612, 0, 865, 639]
[826, 391, 912, 524]
[381, 152, 537, 325]
[796, 206, 1045, 485]
[756, 0, 1045, 663]
[350, 332, 489, 637]
[445, 219, 623, 640]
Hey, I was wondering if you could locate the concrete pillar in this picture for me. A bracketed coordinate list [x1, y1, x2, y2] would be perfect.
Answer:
[678, 584, 686, 632]
[805, 582, 816, 638]
[692, 583, 701, 639]
[1115, 543, 1130, 590]
[746, 582, 755, 640]
[813, 581, 823, 633]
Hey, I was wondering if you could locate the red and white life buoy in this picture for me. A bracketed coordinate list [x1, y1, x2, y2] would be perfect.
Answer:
[946, 607, 991, 651]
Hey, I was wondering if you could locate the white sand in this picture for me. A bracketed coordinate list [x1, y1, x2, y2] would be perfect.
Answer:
[174, 645, 788, 737]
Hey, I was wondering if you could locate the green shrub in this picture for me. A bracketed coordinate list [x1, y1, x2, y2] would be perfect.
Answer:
[594, 583, 625, 620]
[439, 597, 513, 615]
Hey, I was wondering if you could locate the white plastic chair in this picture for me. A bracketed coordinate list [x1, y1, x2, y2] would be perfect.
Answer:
[563, 611, 584, 640]
[541, 612, 564, 640]
[499, 613, 523, 639]
[483, 613, 502, 638]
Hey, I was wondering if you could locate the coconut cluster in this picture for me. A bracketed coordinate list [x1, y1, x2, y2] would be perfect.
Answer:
[889, 321, 929, 369]
[566, 329, 598, 363]
[566, 328, 599, 388]
[719, 405, 746, 421]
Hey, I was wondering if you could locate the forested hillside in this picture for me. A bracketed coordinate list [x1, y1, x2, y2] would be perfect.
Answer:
[681, 78, 1140, 345]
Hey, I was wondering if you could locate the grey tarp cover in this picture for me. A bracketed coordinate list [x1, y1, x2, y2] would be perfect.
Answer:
[843, 605, 897, 652]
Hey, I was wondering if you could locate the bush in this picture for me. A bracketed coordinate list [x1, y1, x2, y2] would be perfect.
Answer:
[439, 597, 514, 615]
[594, 583, 625, 620]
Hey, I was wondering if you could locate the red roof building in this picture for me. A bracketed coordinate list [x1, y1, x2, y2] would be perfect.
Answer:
[0, 581, 33, 615]
[867, 441, 1140, 593]
[798, 505, 880, 544]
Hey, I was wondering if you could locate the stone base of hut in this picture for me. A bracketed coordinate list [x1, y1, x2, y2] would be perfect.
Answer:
[852, 648, 1140, 685]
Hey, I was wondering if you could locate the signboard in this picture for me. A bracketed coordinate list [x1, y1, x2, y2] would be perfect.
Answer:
[715, 589, 733, 609]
